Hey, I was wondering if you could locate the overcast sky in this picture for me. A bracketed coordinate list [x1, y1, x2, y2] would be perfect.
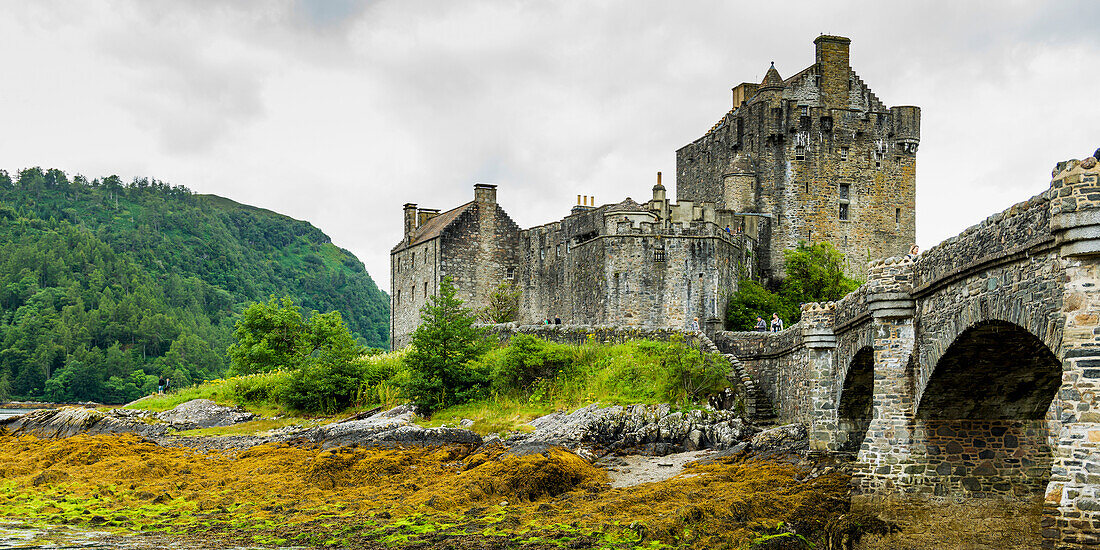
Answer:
[1, 1, 1097, 293]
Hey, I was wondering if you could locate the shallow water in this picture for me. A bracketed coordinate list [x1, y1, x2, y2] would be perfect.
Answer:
[0, 410, 35, 422]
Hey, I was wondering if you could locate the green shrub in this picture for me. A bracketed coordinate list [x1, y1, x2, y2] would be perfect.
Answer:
[660, 337, 732, 406]
[230, 371, 292, 406]
[492, 334, 572, 391]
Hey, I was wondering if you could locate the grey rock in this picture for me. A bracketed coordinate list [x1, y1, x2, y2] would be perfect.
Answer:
[156, 399, 257, 430]
[0, 407, 167, 439]
[749, 423, 808, 456]
[514, 403, 754, 457]
[308, 405, 481, 449]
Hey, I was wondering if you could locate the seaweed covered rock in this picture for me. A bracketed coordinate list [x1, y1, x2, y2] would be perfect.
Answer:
[155, 399, 256, 430]
[310, 405, 482, 449]
[459, 445, 607, 502]
[0, 407, 167, 439]
[514, 403, 754, 457]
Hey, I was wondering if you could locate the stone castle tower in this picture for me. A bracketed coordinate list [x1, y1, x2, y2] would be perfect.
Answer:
[675, 35, 919, 280]
[390, 35, 919, 348]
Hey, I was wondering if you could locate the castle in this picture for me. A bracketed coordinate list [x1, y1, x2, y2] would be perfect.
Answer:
[390, 36, 919, 348]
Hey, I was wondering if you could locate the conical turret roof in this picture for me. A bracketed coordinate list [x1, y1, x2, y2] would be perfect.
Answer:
[760, 62, 783, 90]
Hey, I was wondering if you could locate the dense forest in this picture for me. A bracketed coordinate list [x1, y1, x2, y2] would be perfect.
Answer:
[0, 167, 389, 404]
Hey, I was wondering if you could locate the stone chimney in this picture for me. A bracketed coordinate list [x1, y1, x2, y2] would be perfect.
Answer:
[652, 171, 666, 202]
[474, 183, 497, 205]
[403, 203, 418, 240]
[417, 208, 440, 227]
[814, 35, 851, 110]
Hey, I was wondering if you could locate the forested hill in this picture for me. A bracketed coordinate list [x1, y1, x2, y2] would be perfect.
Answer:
[0, 167, 389, 403]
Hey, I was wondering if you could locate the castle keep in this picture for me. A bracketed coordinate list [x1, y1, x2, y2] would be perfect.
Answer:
[676, 35, 918, 278]
[391, 36, 917, 347]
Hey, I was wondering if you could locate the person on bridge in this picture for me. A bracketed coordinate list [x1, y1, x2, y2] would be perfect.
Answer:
[754, 316, 767, 332]
[770, 313, 784, 332]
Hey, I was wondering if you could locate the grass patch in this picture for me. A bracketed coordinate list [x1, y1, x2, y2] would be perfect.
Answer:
[421, 337, 738, 433]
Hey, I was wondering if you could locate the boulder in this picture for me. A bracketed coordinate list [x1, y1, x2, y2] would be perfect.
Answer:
[309, 405, 482, 449]
[749, 423, 808, 456]
[156, 399, 257, 430]
[513, 403, 754, 456]
[0, 407, 167, 439]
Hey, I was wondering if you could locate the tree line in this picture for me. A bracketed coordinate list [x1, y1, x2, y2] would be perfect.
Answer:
[0, 167, 390, 403]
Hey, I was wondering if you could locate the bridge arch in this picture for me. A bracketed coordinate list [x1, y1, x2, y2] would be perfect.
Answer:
[836, 346, 874, 453]
[914, 319, 1061, 497]
[915, 276, 1063, 409]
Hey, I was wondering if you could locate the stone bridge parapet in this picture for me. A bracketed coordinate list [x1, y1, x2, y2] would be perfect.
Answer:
[711, 152, 1100, 548]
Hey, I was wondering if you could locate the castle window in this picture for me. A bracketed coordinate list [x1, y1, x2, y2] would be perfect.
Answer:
[800, 105, 809, 117]
[896, 208, 901, 229]
[506, 267, 515, 280]
[411, 252, 414, 265]
[795, 145, 806, 160]
[839, 183, 851, 221]
[424, 282, 428, 296]
[396, 290, 400, 306]
[540, 248, 545, 261]
[654, 248, 666, 262]
[840, 147, 849, 161]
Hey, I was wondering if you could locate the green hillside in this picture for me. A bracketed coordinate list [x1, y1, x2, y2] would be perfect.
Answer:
[0, 167, 389, 403]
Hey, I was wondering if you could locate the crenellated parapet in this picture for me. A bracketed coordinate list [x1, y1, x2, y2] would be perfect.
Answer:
[1050, 154, 1100, 257]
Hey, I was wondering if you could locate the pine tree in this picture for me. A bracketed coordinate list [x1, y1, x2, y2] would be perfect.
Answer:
[404, 277, 489, 415]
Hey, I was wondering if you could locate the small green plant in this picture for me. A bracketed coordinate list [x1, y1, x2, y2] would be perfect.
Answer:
[477, 281, 522, 323]
[660, 336, 731, 407]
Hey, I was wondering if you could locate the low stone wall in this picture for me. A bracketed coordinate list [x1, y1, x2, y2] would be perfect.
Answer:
[913, 191, 1051, 291]
[481, 323, 709, 349]
[712, 327, 810, 424]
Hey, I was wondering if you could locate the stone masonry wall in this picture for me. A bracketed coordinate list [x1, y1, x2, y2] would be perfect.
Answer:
[676, 37, 916, 281]
[391, 236, 440, 349]
[391, 200, 522, 349]
[519, 220, 746, 329]
[712, 327, 811, 423]
[1044, 157, 1100, 548]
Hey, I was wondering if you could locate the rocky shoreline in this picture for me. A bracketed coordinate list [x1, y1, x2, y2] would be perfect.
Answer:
[0, 399, 804, 461]
[0, 401, 1044, 549]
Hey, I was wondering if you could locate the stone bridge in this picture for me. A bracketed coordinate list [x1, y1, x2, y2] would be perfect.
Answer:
[713, 155, 1100, 548]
